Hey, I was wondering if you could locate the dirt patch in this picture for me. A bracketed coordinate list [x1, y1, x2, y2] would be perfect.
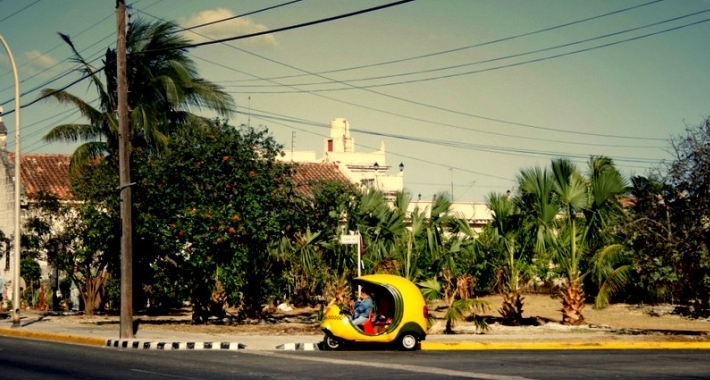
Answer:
[487, 294, 710, 333]
[40, 294, 710, 338]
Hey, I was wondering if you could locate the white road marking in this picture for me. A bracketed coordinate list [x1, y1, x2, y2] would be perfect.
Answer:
[130, 368, 205, 380]
[242, 351, 538, 380]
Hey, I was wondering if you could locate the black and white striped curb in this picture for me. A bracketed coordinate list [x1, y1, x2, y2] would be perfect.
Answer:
[106, 340, 246, 350]
[275, 342, 320, 351]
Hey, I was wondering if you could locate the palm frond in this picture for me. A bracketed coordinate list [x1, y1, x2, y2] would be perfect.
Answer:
[447, 298, 490, 332]
[594, 265, 631, 309]
[68, 142, 108, 176]
[417, 277, 443, 301]
[39, 90, 105, 125]
[42, 123, 102, 144]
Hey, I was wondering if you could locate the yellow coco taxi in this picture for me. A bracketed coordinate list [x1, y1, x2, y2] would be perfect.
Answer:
[320, 274, 428, 351]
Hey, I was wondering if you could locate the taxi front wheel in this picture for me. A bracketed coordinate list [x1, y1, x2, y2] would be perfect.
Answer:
[399, 333, 418, 351]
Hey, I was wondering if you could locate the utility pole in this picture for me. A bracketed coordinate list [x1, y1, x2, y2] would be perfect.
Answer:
[116, 0, 133, 339]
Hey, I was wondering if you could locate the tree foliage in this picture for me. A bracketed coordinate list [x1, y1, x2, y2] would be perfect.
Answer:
[136, 120, 296, 321]
[516, 157, 629, 324]
[41, 17, 234, 171]
[624, 117, 710, 316]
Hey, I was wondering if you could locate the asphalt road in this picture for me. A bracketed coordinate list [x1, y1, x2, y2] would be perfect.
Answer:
[2, 336, 709, 379]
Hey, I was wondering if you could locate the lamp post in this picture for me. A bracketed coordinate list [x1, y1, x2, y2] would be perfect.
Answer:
[449, 168, 454, 202]
[0, 33, 22, 327]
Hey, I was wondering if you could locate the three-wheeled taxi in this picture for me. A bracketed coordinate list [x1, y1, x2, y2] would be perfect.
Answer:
[320, 274, 428, 351]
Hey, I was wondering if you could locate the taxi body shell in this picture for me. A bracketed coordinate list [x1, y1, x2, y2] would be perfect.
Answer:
[319, 274, 428, 350]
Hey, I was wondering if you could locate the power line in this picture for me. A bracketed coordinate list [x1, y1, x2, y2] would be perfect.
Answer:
[2, 0, 417, 115]
[0, 0, 43, 23]
[224, 0, 670, 83]
[166, 12, 684, 143]
[20, 111, 83, 152]
[0, 12, 113, 83]
[137, 0, 419, 54]
[221, 7, 710, 90]
[182, 0, 303, 32]
[141, 7, 671, 146]
[0, 0, 161, 100]
[246, 110, 515, 182]
[0, 70, 95, 116]
[8, 0, 322, 151]
[215, 12, 710, 142]
[244, 108, 664, 166]
[9, 3, 696, 157]
[12, 97, 100, 149]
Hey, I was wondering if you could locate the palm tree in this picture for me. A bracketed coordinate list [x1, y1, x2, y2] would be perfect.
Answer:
[485, 191, 528, 325]
[419, 271, 489, 334]
[41, 18, 234, 170]
[517, 157, 629, 325]
[346, 188, 406, 273]
[269, 228, 325, 306]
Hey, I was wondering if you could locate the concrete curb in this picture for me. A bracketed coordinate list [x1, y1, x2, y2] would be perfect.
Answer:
[276, 342, 320, 351]
[421, 341, 710, 350]
[4, 327, 710, 351]
[0, 327, 106, 347]
[106, 339, 246, 350]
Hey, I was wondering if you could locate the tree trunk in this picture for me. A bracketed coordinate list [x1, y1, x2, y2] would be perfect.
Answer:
[499, 291, 524, 325]
[191, 279, 213, 324]
[445, 318, 454, 334]
[560, 283, 586, 325]
[80, 270, 107, 317]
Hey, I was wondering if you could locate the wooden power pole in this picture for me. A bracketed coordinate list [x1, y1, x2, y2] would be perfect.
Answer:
[116, 0, 133, 339]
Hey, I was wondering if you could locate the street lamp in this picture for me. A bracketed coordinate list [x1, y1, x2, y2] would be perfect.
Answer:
[373, 162, 379, 172]
[0, 33, 22, 327]
[399, 162, 404, 172]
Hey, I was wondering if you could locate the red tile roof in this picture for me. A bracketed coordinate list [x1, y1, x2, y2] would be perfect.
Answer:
[6, 155, 349, 201]
[9, 153, 72, 200]
[291, 162, 351, 196]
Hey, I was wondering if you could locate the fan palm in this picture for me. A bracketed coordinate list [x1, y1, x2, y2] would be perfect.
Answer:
[517, 157, 629, 325]
[40, 18, 234, 170]
[485, 191, 527, 325]
[419, 271, 489, 334]
[348, 188, 406, 270]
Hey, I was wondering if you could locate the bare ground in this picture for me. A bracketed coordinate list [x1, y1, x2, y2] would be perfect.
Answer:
[41, 294, 710, 338]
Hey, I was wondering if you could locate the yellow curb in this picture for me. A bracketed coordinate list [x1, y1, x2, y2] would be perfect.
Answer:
[421, 341, 710, 350]
[0, 328, 106, 347]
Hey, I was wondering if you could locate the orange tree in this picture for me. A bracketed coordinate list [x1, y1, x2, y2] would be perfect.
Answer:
[135, 120, 298, 322]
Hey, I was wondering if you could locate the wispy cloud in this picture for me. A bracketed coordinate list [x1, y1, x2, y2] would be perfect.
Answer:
[22, 51, 72, 78]
[179, 8, 279, 49]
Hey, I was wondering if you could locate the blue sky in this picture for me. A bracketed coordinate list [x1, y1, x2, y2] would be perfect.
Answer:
[1, 0, 709, 202]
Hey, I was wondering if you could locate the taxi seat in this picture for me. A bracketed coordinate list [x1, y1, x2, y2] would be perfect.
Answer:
[361, 310, 375, 334]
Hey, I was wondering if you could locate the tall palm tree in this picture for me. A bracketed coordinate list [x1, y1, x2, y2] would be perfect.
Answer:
[346, 188, 405, 272]
[485, 191, 527, 325]
[40, 18, 234, 170]
[517, 157, 628, 325]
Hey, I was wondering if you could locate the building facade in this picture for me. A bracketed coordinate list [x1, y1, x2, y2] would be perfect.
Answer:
[278, 117, 493, 231]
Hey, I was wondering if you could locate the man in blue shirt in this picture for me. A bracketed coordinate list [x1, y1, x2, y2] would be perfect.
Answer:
[350, 288, 373, 329]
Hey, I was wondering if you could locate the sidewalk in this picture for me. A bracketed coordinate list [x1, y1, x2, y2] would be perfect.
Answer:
[1, 312, 709, 351]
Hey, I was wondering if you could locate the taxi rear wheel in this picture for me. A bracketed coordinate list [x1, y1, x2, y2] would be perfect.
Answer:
[399, 333, 418, 351]
[323, 335, 341, 350]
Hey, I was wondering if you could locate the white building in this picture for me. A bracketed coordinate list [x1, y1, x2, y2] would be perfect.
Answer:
[0, 107, 18, 299]
[279, 117, 493, 231]
[279, 118, 404, 199]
